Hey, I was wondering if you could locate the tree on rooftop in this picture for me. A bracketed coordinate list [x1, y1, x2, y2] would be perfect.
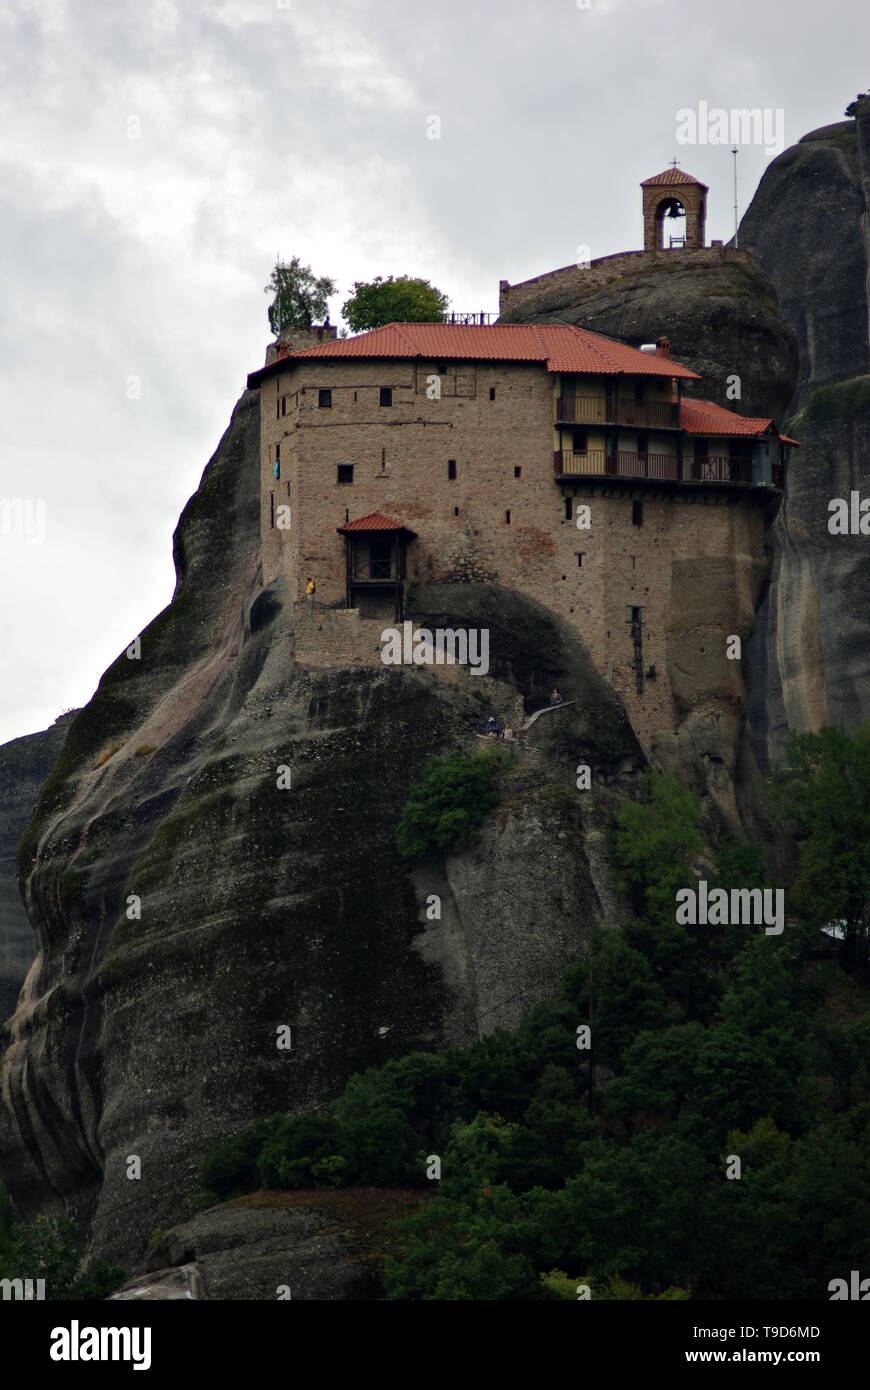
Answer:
[845, 93, 869, 117]
[265, 257, 336, 334]
[342, 275, 450, 332]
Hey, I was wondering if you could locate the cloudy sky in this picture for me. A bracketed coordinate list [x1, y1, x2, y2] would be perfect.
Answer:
[0, 0, 866, 745]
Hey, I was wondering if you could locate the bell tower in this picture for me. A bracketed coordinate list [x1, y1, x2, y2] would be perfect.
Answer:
[641, 163, 708, 251]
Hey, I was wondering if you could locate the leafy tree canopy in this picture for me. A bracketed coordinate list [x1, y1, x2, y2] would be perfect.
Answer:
[342, 275, 449, 332]
[768, 723, 870, 966]
[265, 256, 336, 334]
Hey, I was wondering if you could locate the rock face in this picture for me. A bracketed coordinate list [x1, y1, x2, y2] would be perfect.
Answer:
[0, 715, 77, 1027]
[741, 102, 870, 765]
[0, 388, 643, 1273]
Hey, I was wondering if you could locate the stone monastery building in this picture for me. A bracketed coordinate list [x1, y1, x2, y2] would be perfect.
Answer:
[246, 170, 797, 740]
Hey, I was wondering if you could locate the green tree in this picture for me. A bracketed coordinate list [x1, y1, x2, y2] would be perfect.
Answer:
[264, 256, 336, 334]
[342, 275, 449, 332]
[396, 750, 502, 859]
[769, 724, 870, 968]
[4, 1213, 126, 1299]
[614, 769, 703, 926]
[845, 92, 868, 117]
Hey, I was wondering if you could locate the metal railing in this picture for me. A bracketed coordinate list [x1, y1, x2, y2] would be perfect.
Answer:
[441, 311, 495, 325]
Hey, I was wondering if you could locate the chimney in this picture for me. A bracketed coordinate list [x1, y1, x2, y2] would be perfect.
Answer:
[655, 336, 671, 358]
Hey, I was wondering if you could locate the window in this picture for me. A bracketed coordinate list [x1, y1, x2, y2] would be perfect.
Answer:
[490, 387, 496, 401]
[505, 510, 511, 525]
[565, 497, 572, 521]
[337, 464, 353, 484]
[448, 460, 457, 480]
[631, 606, 642, 624]
[381, 448, 386, 471]
[633, 501, 643, 526]
[573, 430, 588, 454]
[380, 387, 393, 407]
[437, 363, 448, 375]
[270, 492, 275, 528]
[576, 552, 584, 566]
[276, 397, 280, 420]
[281, 396, 287, 417]
[370, 540, 392, 579]
[454, 506, 460, 516]
[319, 388, 332, 408]
[274, 443, 280, 481]
[514, 466, 521, 478]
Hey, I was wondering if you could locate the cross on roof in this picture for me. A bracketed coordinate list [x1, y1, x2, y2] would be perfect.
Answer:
[669, 158, 680, 169]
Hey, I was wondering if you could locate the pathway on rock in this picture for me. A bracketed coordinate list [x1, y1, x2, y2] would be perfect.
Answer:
[520, 700, 577, 731]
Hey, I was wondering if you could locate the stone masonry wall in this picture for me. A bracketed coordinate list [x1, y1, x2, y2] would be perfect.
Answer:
[257, 356, 775, 744]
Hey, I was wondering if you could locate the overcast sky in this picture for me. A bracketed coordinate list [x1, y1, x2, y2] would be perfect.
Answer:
[0, 0, 866, 745]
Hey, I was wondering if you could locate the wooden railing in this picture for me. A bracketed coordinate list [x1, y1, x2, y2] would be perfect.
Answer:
[556, 396, 680, 428]
[554, 450, 678, 479]
[691, 456, 752, 484]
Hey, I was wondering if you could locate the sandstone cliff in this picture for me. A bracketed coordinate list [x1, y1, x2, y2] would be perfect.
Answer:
[0, 715, 77, 1027]
[0, 387, 642, 1272]
[741, 102, 870, 764]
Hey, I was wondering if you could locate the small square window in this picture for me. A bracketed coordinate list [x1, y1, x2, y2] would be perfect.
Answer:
[514, 466, 521, 478]
[380, 387, 393, 407]
[319, 388, 332, 408]
[448, 460, 457, 480]
[337, 464, 353, 485]
[490, 387, 496, 401]
[437, 363, 448, 375]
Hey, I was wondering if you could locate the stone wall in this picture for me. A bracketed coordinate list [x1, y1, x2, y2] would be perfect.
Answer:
[258, 356, 777, 746]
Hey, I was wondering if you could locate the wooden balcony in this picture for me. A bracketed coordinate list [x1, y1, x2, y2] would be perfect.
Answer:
[554, 449, 678, 480]
[553, 450, 770, 486]
[690, 456, 752, 485]
[555, 396, 680, 429]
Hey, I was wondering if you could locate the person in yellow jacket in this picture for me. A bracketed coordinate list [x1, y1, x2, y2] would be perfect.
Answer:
[306, 578, 316, 599]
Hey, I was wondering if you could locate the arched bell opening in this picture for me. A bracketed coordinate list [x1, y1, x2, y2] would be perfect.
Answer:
[656, 196, 687, 249]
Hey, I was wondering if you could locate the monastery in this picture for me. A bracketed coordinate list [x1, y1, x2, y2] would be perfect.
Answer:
[246, 169, 798, 739]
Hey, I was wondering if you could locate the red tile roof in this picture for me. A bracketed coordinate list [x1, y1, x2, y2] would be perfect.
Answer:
[247, 322, 701, 385]
[336, 511, 417, 535]
[641, 167, 709, 189]
[679, 398, 777, 437]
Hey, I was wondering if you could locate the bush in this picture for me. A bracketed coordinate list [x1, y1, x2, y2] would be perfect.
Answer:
[0, 1212, 126, 1299]
[396, 751, 502, 859]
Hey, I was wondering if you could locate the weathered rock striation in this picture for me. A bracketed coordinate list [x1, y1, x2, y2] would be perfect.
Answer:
[0, 714, 77, 1027]
[741, 102, 870, 764]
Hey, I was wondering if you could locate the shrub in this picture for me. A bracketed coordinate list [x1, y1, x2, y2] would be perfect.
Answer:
[396, 750, 503, 859]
